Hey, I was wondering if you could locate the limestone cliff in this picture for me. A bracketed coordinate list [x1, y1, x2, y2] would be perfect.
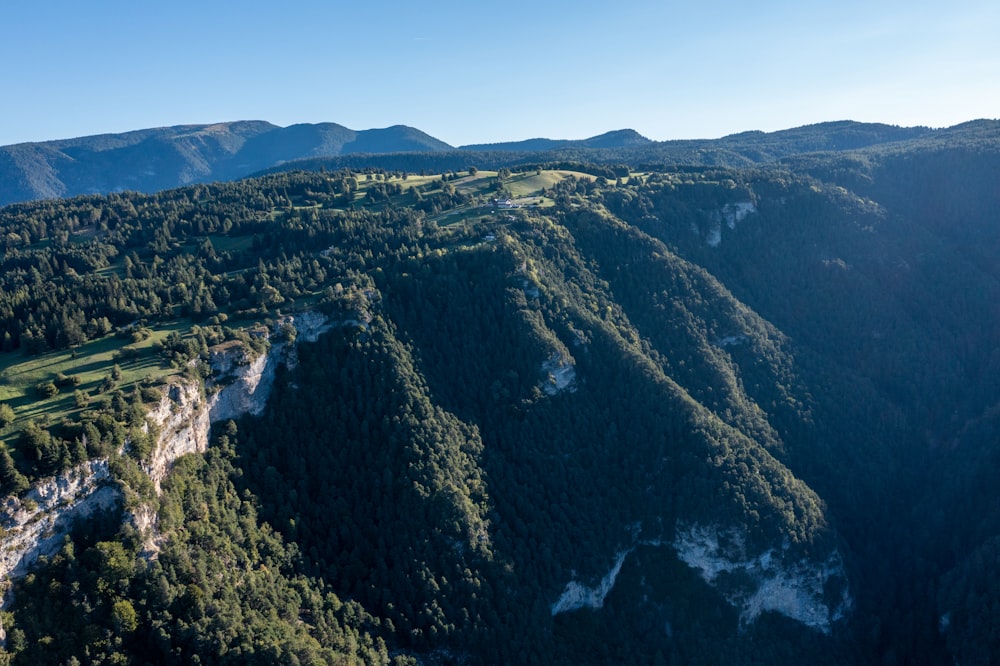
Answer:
[673, 523, 851, 633]
[540, 351, 577, 396]
[206, 342, 275, 423]
[143, 380, 210, 493]
[550, 523, 850, 632]
[0, 460, 119, 589]
[136, 313, 336, 552]
[0, 311, 336, 587]
[146, 311, 334, 490]
[551, 549, 630, 615]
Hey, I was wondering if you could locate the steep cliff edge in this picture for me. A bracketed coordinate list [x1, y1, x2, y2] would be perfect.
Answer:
[136, 312, 335, 553]
[142, 380, 210, 493]
[0, 460, 119, 590]
[0, 312, 335, 589]
[673, 523, 851, 633]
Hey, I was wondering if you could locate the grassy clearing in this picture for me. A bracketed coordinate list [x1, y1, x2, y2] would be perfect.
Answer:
[323, 169, 585, 216]
[426, 169, 590, 203]
[426, 169, 595, 225]
[395, 175, 440, 191]
[430, 206, 494, 227]
[505, 171, 575, 197]
[179, 168, 582, 239]
[0, 322, 189, 436]
[451, 172, 498, 194]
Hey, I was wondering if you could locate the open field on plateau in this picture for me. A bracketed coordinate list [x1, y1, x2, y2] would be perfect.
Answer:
[0, 323, 187, 433]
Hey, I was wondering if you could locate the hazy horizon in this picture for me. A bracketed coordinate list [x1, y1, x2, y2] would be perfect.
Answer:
[4, 0, 998, 147]
[3, 116, 987, 150]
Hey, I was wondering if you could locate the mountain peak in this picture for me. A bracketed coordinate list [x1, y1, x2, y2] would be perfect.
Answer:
[580, 128, 652, 148]
[0, 121, 454, 206]
[458, 128, 651, 153]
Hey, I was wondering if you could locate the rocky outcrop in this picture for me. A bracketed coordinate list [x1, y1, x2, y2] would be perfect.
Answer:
[1, 311, 339, 581]
[132, 339, 276, 556]
[143, 380, 211, 493]
[551, 549, 630, 615]
[0, 460, 119, 588]
[704, 200, 757, 247]
[206, 343, 274, 423]
[673, 523, 851, 633]
[147, 312, 335, 488]
[540, 351, 577, 396]
[136, 312, 351, 551]
[286, 310, 335, 343]
[207, 312, 335, 422]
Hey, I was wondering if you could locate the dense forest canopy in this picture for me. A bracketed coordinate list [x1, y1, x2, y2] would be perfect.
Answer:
[1, 121, 1000, 664]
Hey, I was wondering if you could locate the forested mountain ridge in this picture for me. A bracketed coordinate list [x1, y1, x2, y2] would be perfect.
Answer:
[257, 120, 988, 187]
[4, 119, 983, 209]
[0, 127, 999, 663]
[0, 121, 451, 207]
[458, 128, 654, 152]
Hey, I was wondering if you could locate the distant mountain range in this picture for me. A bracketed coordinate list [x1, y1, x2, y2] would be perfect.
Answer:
[0, 121, 454, 207]
[1, 118, 993, 207]
[459, 128, 654, 152]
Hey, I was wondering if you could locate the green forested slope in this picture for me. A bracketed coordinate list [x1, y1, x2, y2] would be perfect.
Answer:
[1, 132, 999, 663]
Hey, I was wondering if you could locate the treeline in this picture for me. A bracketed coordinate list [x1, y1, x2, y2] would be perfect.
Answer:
[0, 170, 434, 354]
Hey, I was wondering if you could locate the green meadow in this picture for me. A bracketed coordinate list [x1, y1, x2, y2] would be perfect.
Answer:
[0, 323, 187, 436]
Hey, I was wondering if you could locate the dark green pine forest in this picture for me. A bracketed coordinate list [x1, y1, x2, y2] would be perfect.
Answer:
[1, 122, 1000, 664]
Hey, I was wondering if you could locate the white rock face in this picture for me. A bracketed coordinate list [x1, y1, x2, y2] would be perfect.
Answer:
[207, 312, 345, 421]
[706, 224, 723, 247]
[520, 278, 541, 300]
[131, 503, 161, 556]
[673, 523, 851, 633]
[286, 310, 335, 343]
[540, 352, 577, 396]
[207, 345, 275, 423]
[722, 201, 756, 229]
[552, 549, 632, 615]
[0, 460, 119, 586]
[705, 201, 757, 247]
[144, 380, 211, 493]
[714, 334, 748, 348]
[135, 312, 340, 552]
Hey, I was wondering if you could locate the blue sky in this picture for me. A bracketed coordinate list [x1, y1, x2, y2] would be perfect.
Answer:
[2, 0, 997, 146]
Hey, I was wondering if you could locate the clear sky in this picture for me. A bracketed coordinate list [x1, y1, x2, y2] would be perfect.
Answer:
[2, 0, 998, 147]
